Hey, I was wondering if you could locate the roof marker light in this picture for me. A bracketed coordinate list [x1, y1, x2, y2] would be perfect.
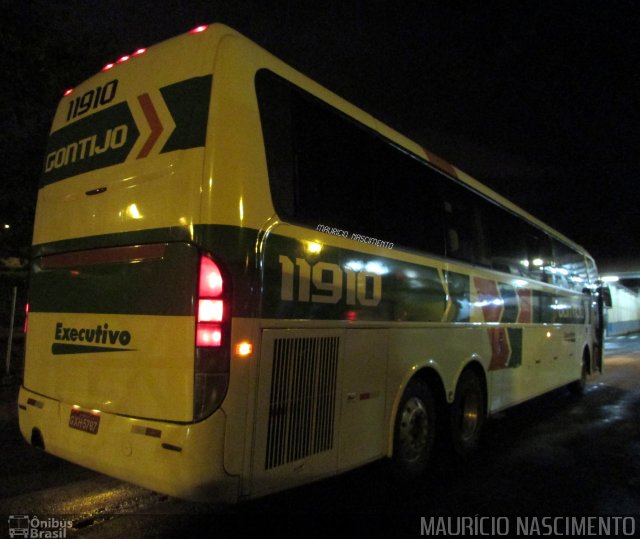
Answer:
[102, 63, 115, 71]
[190, 25, 208, 34]
[117, 55, 130, 64]
[63, 88, 74, 96]
[133, 48, 146, 56]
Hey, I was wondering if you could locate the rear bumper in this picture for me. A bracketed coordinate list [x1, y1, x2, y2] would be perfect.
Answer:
[18, 386, 238, 503]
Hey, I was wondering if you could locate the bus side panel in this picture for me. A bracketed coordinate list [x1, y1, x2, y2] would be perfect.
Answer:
[250, 328, 343, 498]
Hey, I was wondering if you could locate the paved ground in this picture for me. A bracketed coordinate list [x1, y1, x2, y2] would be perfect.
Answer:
[1, 334, 639, 537]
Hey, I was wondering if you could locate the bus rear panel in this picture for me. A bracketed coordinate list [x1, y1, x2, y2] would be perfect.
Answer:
[20, 25, 249, 502]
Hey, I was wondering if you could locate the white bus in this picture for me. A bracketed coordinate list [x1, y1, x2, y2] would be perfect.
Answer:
[19, 23, 608, 502]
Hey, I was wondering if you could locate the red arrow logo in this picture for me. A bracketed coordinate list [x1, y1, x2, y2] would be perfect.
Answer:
[136, 93, 163, 158]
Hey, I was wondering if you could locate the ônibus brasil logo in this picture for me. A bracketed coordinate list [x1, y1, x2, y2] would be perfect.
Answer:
[52, 322, 135, 355]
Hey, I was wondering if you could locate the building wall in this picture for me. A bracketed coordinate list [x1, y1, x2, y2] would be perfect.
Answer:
[606, 284, 640, 335]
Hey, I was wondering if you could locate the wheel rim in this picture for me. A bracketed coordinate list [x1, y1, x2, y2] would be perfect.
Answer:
[398, 397, 429, 463]
[459, 390, 480, 441]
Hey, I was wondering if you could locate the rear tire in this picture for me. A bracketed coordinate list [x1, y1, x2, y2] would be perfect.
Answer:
[449, 370, 485, 456]
[568, 357, 588, 396]
[391, 379, 436, 480]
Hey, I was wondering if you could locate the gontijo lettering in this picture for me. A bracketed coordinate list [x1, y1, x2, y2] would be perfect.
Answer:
[45, 124, 128, 172]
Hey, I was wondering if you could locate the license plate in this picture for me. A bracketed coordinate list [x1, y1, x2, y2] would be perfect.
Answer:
[69, 409, 100, 435]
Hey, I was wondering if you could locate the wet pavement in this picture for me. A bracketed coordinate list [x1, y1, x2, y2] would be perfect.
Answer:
[1, 334, 639, 537]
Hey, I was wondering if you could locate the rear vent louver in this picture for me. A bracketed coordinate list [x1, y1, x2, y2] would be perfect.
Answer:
[265, 336, 339, 470]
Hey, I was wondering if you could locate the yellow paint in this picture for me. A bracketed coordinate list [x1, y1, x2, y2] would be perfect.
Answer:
[24, 312, 196, 422]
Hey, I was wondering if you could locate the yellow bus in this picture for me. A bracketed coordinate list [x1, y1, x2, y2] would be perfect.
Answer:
[19, 23, 608, 502]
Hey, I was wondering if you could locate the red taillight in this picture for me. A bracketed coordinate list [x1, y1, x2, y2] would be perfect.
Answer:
[23, 303, 29, 334]
[196, 325, 222, 347]
[197, 256, 224, 347]
[199, 256, 223, 297]
[198, 299, 223, 322]
[194, 253, 230, 420]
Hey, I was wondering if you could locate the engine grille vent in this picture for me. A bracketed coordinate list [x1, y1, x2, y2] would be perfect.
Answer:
[265, 336, 339, 470]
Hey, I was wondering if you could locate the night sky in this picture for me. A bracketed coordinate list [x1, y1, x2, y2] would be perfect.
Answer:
[2, 1, 639, 267]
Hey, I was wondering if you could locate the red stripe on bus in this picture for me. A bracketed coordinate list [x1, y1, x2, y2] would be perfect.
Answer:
[517, 288, 533, 323]
[423, 148, 458, 178]
[137, 93, 164, 158]
[41, 244, 166, 269]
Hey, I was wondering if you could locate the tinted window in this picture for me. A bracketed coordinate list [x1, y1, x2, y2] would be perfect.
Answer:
[552, 239, 588, 291]
[256, 69, 584, 290]
[256, 69, 445, 256]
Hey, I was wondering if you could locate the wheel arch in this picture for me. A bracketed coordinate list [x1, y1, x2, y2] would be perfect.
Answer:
[386, 357, 490, 458]
[386, 365, 447, 457]
[454, 359, 488, 415]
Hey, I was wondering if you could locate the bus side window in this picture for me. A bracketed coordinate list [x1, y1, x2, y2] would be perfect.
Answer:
[524, 228, 553, 283]
[484, 204, 528, 276]
[552, 238, 588, 291]
[443, 189, 490, 267]
[255, 70, 297, 220]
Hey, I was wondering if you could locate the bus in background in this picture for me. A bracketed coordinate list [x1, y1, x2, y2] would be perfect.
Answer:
[19, 23, 609, 502]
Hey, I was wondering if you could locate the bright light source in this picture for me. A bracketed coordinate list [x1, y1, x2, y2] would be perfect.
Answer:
[63, 88, 74, 96]
[199, 257, 223, 297]
[235, 341, 253, 357]
[133, 48, 146, 55]
[345, 260, 364, 272]
[198, 299, 223, 322]
[365, 260, 389, 275]
[602, 275, 619, 283]
[532, 258, 544, 267]
[3, 224, 10, 229]
[190, 25, 208, 34]
[197, 325, 222, 347]
[306, 241, 322, 254]
[102, 63, 115, 71]
[117, 55, 130, 64]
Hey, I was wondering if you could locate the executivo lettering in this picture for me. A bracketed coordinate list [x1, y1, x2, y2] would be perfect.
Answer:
[52, 322, 135, 355]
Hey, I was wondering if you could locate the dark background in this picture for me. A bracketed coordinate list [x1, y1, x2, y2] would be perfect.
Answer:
[2, 0, 639, 266]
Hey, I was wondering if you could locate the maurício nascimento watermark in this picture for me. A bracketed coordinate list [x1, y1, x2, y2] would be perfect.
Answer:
[420, 515, 637, 536]
[8, 515, 73, 538]
[316, 224, 393, 249]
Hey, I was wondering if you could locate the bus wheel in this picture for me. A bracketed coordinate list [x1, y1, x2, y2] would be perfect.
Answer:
[568, 356, 588, 396]
[450, 370, 485, 456]
[391, 379, 435, 479]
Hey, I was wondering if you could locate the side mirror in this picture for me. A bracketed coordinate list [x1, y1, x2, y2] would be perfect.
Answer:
[598, 286, 613, 308]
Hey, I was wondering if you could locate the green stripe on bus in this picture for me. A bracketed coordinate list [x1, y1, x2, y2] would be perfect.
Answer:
[30, 241, 200, 316]
[507, 328, 523, 367]
[30, 224, 586, 323]
[41, 102, 139, 186]
[160, 75, 212, 153]
[40, 75, 213, 187]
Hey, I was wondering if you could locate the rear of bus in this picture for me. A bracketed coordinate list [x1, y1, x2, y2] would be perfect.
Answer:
[18, 24, 255, 502]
